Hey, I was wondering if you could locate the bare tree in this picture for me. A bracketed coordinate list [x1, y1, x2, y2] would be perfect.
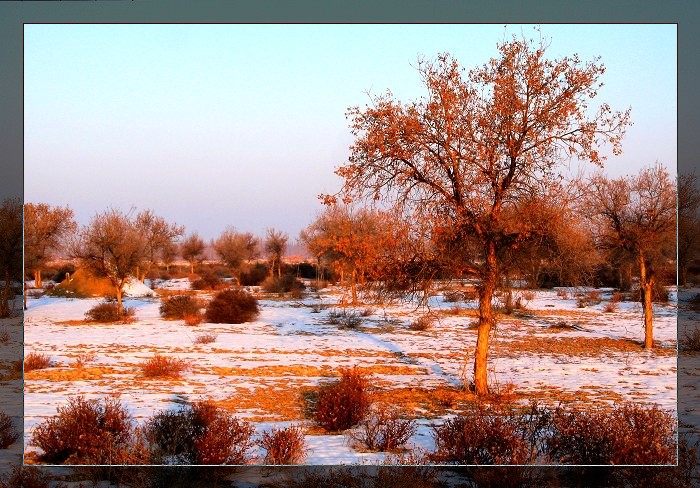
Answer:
[325, 37, 630, 395]
[212, 228, 259, 283]
[679, 173, 700, 287]
[161, 239, 179, 274]
[263, 228, 288, 278]
[584, 164, 676, 348]
[180, 233, 206, 275]
[23, 203, 77, 288]
[71, 209, 146, 315]
[134, 209, 184, 281]
[0, 198, 22, 318]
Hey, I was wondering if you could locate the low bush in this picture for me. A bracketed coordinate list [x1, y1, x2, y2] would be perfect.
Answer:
[555, 289, 569, 299]
[0, 330, 8, 344]
[30, 396, 136, 464]
[312, 367, 371, 432]
[239, 263, 269, 286]
[24, 352, 52, 372]
[73, 352, 97, 368]
[443, 288, 478, 303]
[360, 307, 376, 317]
[611, 291, 623, 303]
[145, 400, 255, 465]
[0, 411, 19, 449]
[576, 290, 603, 308]
[85, 301, 135, 323]
[348, 405, 416, 452]
[410, 314, 435, 331]
[429, 405, 534, 464]
[193, 332, 217, 345]
[521, 290, 536, 301]
[259, 425, 307, 464]
[603, 301, 617, 313]
[0, 466, 68, 488]
[159, 295, 202, 320]
[325, 309, 362, 329]
[139, 353, 189, 378]
[183, 312, 204, 326]
[261, 275, 306, 296]
[205, 289, 260, 324]
[682, 327, 700, 352]
[549, 403, 676, 465]
[190, 270, 224, 291]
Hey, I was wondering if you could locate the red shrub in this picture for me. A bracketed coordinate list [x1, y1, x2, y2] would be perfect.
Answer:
[313, 367, 371, 432]
[205, 289, 259, 324]
[259, 425, 308, 464]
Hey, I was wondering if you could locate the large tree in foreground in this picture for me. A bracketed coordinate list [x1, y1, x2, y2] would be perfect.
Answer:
[584, 165, 676, 349]
[325, 38, 630, 395]
[71, 209, 146, 315]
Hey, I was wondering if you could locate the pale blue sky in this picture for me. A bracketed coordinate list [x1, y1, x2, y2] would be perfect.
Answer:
[24, 24, 676, 241]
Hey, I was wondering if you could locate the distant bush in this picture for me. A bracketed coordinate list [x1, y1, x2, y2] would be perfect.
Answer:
[85, 301, 135, 323]
[44, 286, 88, 299]
[139, 353, 189, 378]
[239, 263, 269, 286]
[72, 352, 97, 369]
[556, 289, 569, 299]
[348, 405, 416, 452]
[325, 309, 362, 329]
[443, 288, 478, 303]
[410, 314, 435, 331]
[549, 403, 676, 465]
[205, 289, 259, 324]
[30, 396, 136, 464]
[159, 295, 202, 320]
[190, 270, 224, 291]
[308, 279, 329, 292]
[312, 367, 371, 432]
[521, 290, 536, 301]
[261, 275, 306, 297]
[24, 352, 52, 372]
[193, 332, 217, 345]
[145, 400, 255, 465]
[603, 301, 617, 313]
[611, 291, 624, 303]
[259, 425, 308, 464]
[576, 290, 603, 308]
[0, 411, 19, 449]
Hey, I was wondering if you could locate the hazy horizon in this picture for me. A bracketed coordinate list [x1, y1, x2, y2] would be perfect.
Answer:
[24, 24, 676, 241]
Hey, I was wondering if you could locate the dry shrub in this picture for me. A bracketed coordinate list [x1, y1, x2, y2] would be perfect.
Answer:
[24, 352, 52, 371]
[85, 301, 135, 323]
[30, 396, 137, 464]
[0, 330, 8, 344]
[360, 307, 376, 317]
[549, 403, 676, 465]
[193, 332, 218, 345]
[325, 308, 362, 329]
[682, 327, 700, 352]
[205, 288, 259, 324]
[556, 289, 569, 299]
[159, 295, 202, 319]
[521, 290, 536, 301]
[430, 404, 534, 465]
[261, 275, 305, 296]
[0, 466, 68, 488]
[611, 291, 623, 302]
[0, 411, 19, 449]
[139, 353, 189, 378]
[259, 425, 307, 464]
[443, 288, 477, 302]
[312, 367, 371, 432]
[348, 404, 416, 452]
[308, 279, 328, 292]
[183, 312, 204, 326]
[145, 400, 255, 464]
[73, 352, 97, 368]
[190, 270, 224, 291]
[410, 314, 436, 331]
[603, 301, 617, 313]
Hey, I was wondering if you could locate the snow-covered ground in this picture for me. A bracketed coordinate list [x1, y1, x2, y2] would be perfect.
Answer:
[22, 281, 678, 464]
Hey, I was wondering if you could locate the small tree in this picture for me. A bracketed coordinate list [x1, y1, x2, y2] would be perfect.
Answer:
[325, 37, 630, 395]
[212, 228, 259, 283]
[0, 198, 22, 318]
[23, 203, 77, 288]
[71, 209, 145, 315]
[584, 164, 676, 348]
[134, 209, 184, 281]
[264, 228, 288, 278]
[180, 233, 205, 275]
[161, 239, 179, 274]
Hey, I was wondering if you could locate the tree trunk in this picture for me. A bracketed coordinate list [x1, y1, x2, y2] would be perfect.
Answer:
[639, 253, 654, 349]
[115, 285, 124, 316]
[680, 265, 687, 288]
[474, 240, 497, 396]
[34, 269, 42, 289]
[190, 262, 194, 275]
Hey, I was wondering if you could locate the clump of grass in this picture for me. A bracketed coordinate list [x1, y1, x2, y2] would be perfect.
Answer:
[556, 289, 569, 299]
[410, 314, 435, 331]
[24, 352, 52, 372]
[84, 301, 135, 323]
[348, 405, 416, 452]
[73, 352, 97, 368]
[259, 425, 308, 464]
[360, 307, 376, 317]
[193, 332, 217, 345]
[603, 301, 618, 313]
[611, 291, 624, 303]
[325, 309, 362, 329]
[139, 353, 189, 378]
[521, 290, 536, 301]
